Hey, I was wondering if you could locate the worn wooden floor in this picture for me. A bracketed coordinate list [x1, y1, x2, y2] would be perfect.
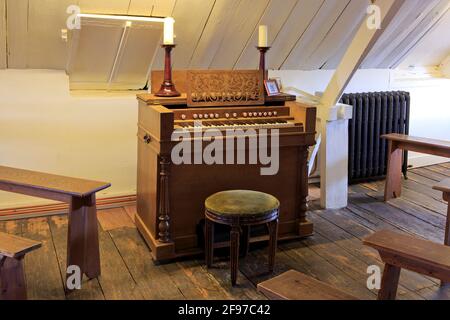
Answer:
[1, 163, 450, 300]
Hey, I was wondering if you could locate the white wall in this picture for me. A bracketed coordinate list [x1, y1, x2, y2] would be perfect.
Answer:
[0, 69, 137, 209]
[271, 69, 450, 167]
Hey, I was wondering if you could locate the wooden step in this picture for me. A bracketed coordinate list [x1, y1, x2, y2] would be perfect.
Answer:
[0, 232, 41, 258]
[257, 270, 358, 300]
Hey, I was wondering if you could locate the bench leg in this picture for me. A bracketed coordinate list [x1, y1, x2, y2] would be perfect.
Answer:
[384, 141, 403, 202]
[0, 256, 27, 300]
[205, 219, 214, 268]
[230, 226, 240, 286]
[66, 194, 100, 289]
[378, 263, 401, 300]
[268, 219, 278, 273]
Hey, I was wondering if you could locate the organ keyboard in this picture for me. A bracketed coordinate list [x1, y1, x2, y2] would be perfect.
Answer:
[135, 70, 317, 262]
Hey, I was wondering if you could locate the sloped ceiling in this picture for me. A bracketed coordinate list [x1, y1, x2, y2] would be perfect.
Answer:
[1, 0, 449, 72]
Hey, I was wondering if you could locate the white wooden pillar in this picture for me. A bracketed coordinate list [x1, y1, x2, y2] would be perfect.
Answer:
[319, 104, 353, 209]
[318, 0, 405, 209]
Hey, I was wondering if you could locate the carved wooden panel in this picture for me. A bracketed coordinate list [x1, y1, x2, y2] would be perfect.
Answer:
[186, 70, 265, 107]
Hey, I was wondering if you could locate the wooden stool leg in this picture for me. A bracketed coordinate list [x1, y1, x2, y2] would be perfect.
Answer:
[268, 219, 278, 273]
[240, 226, 250, 257]
[230, 226, 240, 286]
[378, 263, 401, 300]
[205, 219, 214, 268]
[384, 140, 403, 201]
[67, 194, 100, 288]
[0, 256, 27, 300]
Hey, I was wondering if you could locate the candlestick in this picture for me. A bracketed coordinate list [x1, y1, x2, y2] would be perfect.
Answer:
[258, 25, 268, 47]
[163, 17, 175, 45]
[155, 44, 181, 97]
[257, 46, 271, 81]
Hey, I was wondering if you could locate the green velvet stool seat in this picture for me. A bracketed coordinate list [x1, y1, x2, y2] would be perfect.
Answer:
[204, 190, 280, 286]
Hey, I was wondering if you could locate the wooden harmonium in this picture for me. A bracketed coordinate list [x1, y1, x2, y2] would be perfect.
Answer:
[135, 69, 317, 262]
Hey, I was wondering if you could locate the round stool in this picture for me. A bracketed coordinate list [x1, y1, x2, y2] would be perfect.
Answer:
[204, 190, 280, 286]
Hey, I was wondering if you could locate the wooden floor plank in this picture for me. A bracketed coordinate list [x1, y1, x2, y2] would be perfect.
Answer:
[299, 225, 423, 300]
[279, 242, 376, 300]
[96, 223, 145, 300]
[47, 215, 105, 300]
[309, 210, 437, 296]
[200, 260, 266, 300]
[439, 162, 450, 169]
[348, 193, 445, 243]
[123, 205, 137, 223]
[97, 207, 135, 231]
[413, 167, 449, 182]
[21, 218, 66, 300]
[108, 227, 184, 300]
[425, 164, 450, 177]
[162, 260, 231, 300]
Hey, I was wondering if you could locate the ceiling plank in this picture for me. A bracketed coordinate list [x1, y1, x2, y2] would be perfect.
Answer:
[127, 0, 153, 16]
[382, 0, 450, 68]
[6, 0, 28, 68]
[189, 0, 241, 69]
[27, 0, 76, 69]
[0, 0, 6, 68]
[151, 0, 215, 70]
[400, 9, 450, 68]
[319, 0, 406, 114]
[208, 0, 271, 69]
[267, 0, 324, 70]
[361, 0, 436, 68]
[282, 0, 351, 70]
[78, 0, 131, 14]
[303, 0, 369, 70]
[151, 0, 176, 17]
[234, 0, 299, 70]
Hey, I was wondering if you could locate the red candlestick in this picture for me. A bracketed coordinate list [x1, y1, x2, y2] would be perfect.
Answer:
[257, 46, 271, 81]
[155, 44, 181, 97]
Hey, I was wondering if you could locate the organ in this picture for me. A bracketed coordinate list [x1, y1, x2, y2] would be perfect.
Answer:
[136, 70, 317, 262]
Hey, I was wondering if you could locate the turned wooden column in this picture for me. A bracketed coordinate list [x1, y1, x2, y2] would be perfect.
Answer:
[158, 155, 171, 243]
[298, 146, 313, 236]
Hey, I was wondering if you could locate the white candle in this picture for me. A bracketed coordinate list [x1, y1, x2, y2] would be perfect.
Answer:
[259, 25, 268, 47]
[163, 17, 175, 45]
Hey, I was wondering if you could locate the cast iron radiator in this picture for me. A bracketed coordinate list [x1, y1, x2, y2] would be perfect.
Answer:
[339, 91, 410, 183]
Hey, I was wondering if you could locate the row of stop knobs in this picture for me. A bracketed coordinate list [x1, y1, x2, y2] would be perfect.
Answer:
[187, 111, 278, 120]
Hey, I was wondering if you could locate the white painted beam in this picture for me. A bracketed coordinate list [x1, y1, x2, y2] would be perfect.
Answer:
[320, 0, 406, 115]
[318, 0, 405, 209]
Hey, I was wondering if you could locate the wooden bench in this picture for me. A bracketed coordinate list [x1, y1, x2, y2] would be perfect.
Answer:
[382, 134, 450, 201]
[257, 270, 357, 300]
[363, 230, 450, 299]
[0, 166, 110, 288]
[433, 178, 450, 247]
[0, 232, 41, 300]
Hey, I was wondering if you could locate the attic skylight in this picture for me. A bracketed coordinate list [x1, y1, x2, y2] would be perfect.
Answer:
[67, 14, 171, 91]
